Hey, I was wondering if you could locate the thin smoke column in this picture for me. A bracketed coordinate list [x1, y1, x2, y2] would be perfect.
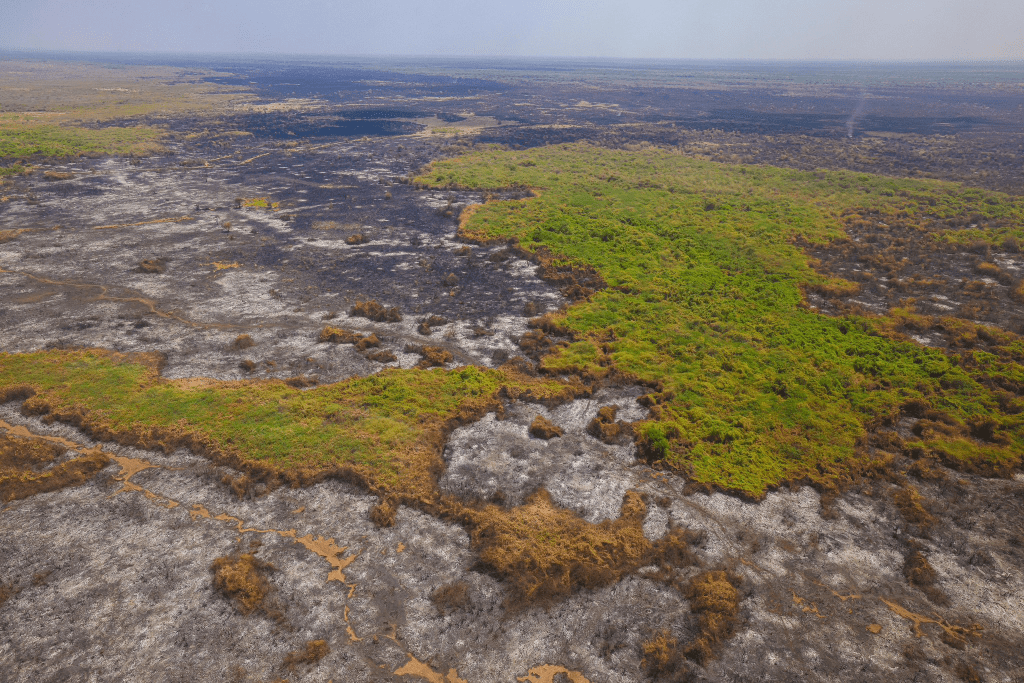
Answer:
[846, 92, 868, 137]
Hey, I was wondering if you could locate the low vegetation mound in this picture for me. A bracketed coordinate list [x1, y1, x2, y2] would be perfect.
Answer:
[418, 143, 1024, 498]
[0, 113, 163, 159]
[0, 349, 578, 501]
[210, 548, 279, 618]
[449, 490, 693, 606]
[0, 432, 110, 503]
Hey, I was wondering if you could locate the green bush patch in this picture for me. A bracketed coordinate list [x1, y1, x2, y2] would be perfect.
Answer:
[418, 143, 1024, 498]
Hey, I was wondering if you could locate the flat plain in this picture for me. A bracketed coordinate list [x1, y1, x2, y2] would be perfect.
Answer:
[2, 54, 1024, 683]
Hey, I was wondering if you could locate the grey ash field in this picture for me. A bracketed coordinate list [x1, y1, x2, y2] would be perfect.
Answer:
[2, 55, 1024, 683]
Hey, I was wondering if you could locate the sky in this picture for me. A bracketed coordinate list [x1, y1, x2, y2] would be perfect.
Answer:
[1, 0, 1022, 61]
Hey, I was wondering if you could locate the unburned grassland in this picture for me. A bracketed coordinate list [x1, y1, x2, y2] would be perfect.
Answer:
[417, 143, 1024, 498]
[0, 349, 578, 500]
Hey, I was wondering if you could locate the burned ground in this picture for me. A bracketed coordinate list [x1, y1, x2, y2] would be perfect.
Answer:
[2, 56, 1024, 683]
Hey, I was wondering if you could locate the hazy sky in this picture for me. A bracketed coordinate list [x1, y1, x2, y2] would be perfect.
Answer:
[1, 0, 1022, 61]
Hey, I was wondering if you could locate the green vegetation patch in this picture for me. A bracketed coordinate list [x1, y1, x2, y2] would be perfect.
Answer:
[0, 113, 163, 160]
[419, 143, 1024, 498]
[0, 349, 574, 496]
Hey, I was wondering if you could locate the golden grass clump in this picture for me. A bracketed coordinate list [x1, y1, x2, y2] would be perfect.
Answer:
[283, 639, 330, 671]
[893, 485, 935, 530]
[346, 233, 367, 245]
[365, 349, 397, 364]
[317, 326, 380, 351]
[683, 570, 742, 665]
[369, 494, 399, 527]
[0, 432, 110, 503]
[229, 334, 255, 351]
[642, 630, 689, 681]
[210, 550, 277, 616]
[529, 415, 562, 439]
[454, 490, 654, 605]
[350, 299, 402, 323]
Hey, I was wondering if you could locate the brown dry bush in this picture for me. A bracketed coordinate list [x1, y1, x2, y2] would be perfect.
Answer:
[210, 550, 279, 617]
[137, 258, 166, 274]
[642, 630, 691, 681]
[369, 494, 399, 527]
[350, 300, 402, 323]
[229, 334, 255, 351]
[430, 581, 471, 615]
[408, 345, 453, 369]
[894, 485, 935, 530]
[42, 171, 74, 180]
[283, 639, 330, 671]
[238, 359, 257, 373]
[529, 415, 562, 440]
[587, 405, 633, 444]
[346, 233, 367, 245]
[451, 490, 692, 606]
[443, 272, 459, 287]
[683, 570, 742, 665]
[365, 349, 397, 363]
[904, 547, 948, 605]
[0, 433, 110, 503]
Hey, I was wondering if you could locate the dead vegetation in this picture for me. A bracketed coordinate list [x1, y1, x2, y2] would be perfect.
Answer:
[282, 639, 330, 671]
[417, 315, 449, 336]
[136, 259, 166, 274]
[894, 485, 936, 531]
[682, 570, 743, 665]
[430, 581, 472, 615]
[228, 334, 255, 351]
[345, 233, 367, 245]
[42, 171, 74, 181]
[0, 432, 110, 503]
[447, 490, 695, 606]
[587, 405, 634, 445]
[404, 344, 453, 369]
[210, 543, 282, 620]
[365, 349, 397, 363]
[350, 299, 402, 323]
[904, 544, 948, 605]
[369, 494, 399, 527]
[529, 415, 562, 440]
[317, 326, 380, 351]
[641, 630, 690, 682]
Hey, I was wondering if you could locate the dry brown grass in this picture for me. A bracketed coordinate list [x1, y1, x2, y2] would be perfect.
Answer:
[369, 494, 399, 527]
[346, 233, 367, 245]
[430, 581, 471, 615]
[904, 546, 948, 605]
[282, 639, 330, 671]
[365, 349, 397, 364]
[894, 485, 935, 530]
[229, 334, 255, 351]
[350, 300, 401, 323]
[641, 630, 690, 681]
[587, 405, 630, 444]
[683, 570, 742, 665]
[42, 171, 74, 181]
[0, 432, 110, 503]
[403, 344, 453, 369]
[449, 490, 693, 606]
[529, 415, 562, 439]
[317, 327, 379, 351]
[210, 549, 279, 618]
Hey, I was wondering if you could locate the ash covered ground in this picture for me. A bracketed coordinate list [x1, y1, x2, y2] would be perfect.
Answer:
[2, 56, 1024, 683]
